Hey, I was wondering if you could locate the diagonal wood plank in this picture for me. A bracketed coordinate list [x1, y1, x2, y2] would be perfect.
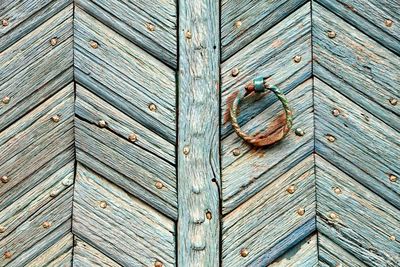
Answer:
[73, 164, 175, 267]
[73, 238, 121, 267]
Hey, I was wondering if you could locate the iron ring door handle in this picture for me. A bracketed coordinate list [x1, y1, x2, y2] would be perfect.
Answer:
[229, 77, 293, 147]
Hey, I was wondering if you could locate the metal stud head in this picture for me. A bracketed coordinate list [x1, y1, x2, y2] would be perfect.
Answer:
[148, 103, 157, 112]
[50, 37, 58, 46]
[206, 211, 212, 220]
[295, 128, 305, 136]
[98, 120, 107, 128]
[128, 133, 137, 142]
[2, 96, 10, 104]
[385, 19, 393, 27]
[185, 31, 192, 39]
[329, 212, 338, 220]
[389, 235, 396, 241]
[90, 40, 99, 49]
[51, 115, 60, 123]
[326, 135, 336, 142]
[146, 23, 155, 32]
[2, 19, 9, 27]
[232, 148, 241, 156]
[234, 20, 242, 29]
[333, 187, 342, 194]
[42, 221, 51, 229]
[240, 248, 249, 257]
[154, 261, 163, 267]
[332, 109, 340, 117]
[183, 146, 190, 155]
[297, 208, 305, 216]
[286, 185, 296, 194]
[389, 174, 397, 182]
[4, 251, 12, 259]
[1, 176, 9, 183]
[293, 55, 302, 63]
[389, 97, 398, 106]
[99, 201, 108, 209]
[231, 67, 239, 77]
[155, 181, 163, 189]
[327, 31, 336, 38]
[0, 225, 5, 233]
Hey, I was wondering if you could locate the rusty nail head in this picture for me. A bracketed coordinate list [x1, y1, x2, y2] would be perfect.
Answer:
[327, 31, 336, 38]
[332, 109, 340, 116]
[232, 148, 240, 156]
[297, 208, 305, 216]
[206, 211, 212, 220]
[50, 190, 59, 197]
[385, 19, 393, 27]
[90, 40, 99, 49]
[99, 201, 107, 209]
[389, 174, 397, 182]
[155, 181, 163, 189]
[287, 185, 296, 194]
[128, 133, 137, 142]
[389, 235, 396, 241]
[334, 187, 342, 194]
[4, 251, 12, 259]
[185, 31, 192, 39]
[2, 19, 8, 27]
[329, 212, 338, 220]
[295, 128, 305, 136]
[50, 37, 58, 46]
[2, 96, 10, 104]
[0, 225, 5, 233]
[1, 176, 9, 183]
[148, 103, 157, 112]
[231, 67, 239, 77]
[183, 146, 190, 155]
[293, 55, 302, 63]
[389, 98, 398, 106]
[240, 248, 249, 257]
[235, 20, 242, 28]
[51, 115, 60, 123]
[98, 120, 107, 128]
[326, 135, 336, 142]
[146, 23, 155, 31]
[42, 221, 51, 229]
[154, 261, 163, 267]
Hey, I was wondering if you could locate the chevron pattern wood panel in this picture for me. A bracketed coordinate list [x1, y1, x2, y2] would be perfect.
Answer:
[1, 0, 399, 266]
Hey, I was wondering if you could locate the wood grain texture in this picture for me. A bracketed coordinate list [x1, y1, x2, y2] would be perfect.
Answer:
[73, 164, 175, 267]
[315, 78, 400, 208]
[74, 7, 176, 143]
[177, 0, 220, 265]
[221, 4, 312, 138]
[316, 0, 400, 54]
[270, 235, 318, 267]
[222, 80, 314, 214]
[221, 0, 307, 60]
[313, 2, 400, 131]
[73, 238, 121, 267]
[319, 234, 367, 267]
[316, 156, 400, 266]
[75, 0, 177, 68]
[223, 156, 315, 266]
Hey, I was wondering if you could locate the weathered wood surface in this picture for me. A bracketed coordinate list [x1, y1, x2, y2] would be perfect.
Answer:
[75, 0, 177, 68]
[73, 238, 121, 267]
[177, 0, 220, 266]
[223, 156, 315, 266]
[73, 164, 175, 267]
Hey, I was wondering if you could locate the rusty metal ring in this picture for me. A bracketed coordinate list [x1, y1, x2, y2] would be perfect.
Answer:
[229, 77, 293, 147]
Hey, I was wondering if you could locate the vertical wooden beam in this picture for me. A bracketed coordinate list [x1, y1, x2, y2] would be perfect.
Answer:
[178, 1, 220, 266]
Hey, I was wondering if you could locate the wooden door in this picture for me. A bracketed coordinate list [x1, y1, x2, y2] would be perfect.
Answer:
[1, 0, 399, 266]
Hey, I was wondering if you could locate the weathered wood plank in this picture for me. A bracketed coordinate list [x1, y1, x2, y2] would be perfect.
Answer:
[75, 118, 177, 219]
[75, 0, 177, 68]
[223, 156, 315, 267]
[76, 84, 175, 164]
[313, 3, 400, 130]
[316, 0, 400, 54]
[270, 235, 318, 267]
[0, 0, 71, 52]
[221, 4, 312, 137]
[0, 189, 73, 266]
[73, 164, 175, 267]
[177, 0, 220, 265]
[221, 0, 308, 60]
[319, 233, 367, 267]
[222, 80, 313, 214]
[73, 238, 121, 267]
[74, 7, 176, 143]
[315, 78, 400, 208]
[316, 156, 400, 266]
[26, 233, 73, 267]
